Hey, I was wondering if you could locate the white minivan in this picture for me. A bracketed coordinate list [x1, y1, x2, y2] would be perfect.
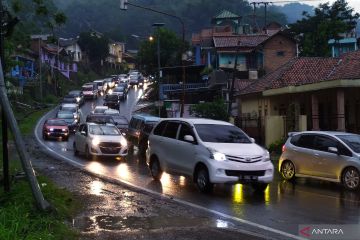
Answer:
[146, 118, 274, 193]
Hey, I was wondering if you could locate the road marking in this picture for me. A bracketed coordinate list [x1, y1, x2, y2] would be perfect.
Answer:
[34, 104, 305, 240]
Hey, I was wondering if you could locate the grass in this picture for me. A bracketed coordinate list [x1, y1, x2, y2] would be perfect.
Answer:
[0, 107, 81, 240]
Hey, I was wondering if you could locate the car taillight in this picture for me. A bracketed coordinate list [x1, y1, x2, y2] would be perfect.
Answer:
[282, 145, 286, 153]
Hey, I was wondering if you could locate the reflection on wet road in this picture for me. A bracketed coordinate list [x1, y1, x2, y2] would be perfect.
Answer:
[36, 84, 360, 237]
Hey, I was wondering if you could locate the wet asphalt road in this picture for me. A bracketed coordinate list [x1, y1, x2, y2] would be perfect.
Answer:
[35, 84, 360, 238]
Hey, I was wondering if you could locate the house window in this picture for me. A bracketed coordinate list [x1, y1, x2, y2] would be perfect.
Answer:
[277, 51, 285, 57]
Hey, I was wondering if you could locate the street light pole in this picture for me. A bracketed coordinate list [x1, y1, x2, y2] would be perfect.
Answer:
[152, 23, 165, 79]
[228, 41, 241, 116]
[121, 0, 187, 116]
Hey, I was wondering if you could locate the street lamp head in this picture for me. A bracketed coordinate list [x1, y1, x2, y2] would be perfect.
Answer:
[149, 36, 154, 41]
[152, 22, 165, 27]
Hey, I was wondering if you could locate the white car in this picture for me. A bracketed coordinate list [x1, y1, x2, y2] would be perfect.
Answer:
[73, 123, 128, 159]
[92, 106, 109, 114]
[146, 118, 274, 193]
[60, 103, 81, 122]
[93, 80, 107, 93]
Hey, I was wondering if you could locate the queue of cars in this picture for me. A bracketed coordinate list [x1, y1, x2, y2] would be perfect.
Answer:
[42, 70, 360, 193]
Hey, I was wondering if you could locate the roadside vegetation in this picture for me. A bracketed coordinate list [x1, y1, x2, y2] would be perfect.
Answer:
[0, 108, 80, 240]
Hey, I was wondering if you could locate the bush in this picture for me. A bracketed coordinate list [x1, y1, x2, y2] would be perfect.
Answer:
[190, 98, 229, 121]
[268, 138, 286, 154]
[43, 94, 59, 104]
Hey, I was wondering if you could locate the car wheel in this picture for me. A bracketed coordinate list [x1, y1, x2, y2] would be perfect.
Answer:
[150, 158, 163, 181]
[251, 183, 268, 192]
[195, 167, 213, 193]
[73, 142, 79, 156]
[85, 145, 92, 160]
[281, 161, 296, 180]
[342, 167, 360, 191]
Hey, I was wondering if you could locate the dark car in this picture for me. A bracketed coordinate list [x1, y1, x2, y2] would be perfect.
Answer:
[86, 114, 116, 125]
[127, 114, 160, 157]
[62, 95, 78, 105]
[56, 111, 79, 132]
[105, 113, 129, 133]
[117, 82, 129, 94]
[68, 90, 85, 106]
[103, 94, 120, 109]
[112, 86, 127, 100]
[42, 118, 69, 141]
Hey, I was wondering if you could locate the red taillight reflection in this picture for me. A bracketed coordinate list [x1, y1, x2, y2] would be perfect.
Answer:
[282, 145, 286, 153]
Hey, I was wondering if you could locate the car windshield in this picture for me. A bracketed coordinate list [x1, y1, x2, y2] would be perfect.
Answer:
[62, 107, 76, 113]
[47, 120, 67, 126]
[57, 113, 74, 119]
[114, 87, 124, 92]
[82, 86, 93, 91]
[69, 91, 80, 96]
[95, 82, 103, 86]
[336, 135, 360, 153]
[89, 125, 120, 135]
[112, 116, 128, 124]
[105, 95, 118, 100]
[87, 116, 114, 124]
[94, 108, 106, 114]
[194, 124, 251, 143]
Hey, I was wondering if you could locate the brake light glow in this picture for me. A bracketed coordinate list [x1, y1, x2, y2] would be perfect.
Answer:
[282, 145, 286, 153]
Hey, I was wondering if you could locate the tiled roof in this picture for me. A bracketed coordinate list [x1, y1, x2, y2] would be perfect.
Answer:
[234, 79, 253, 91]
[213, 34, 271, 48]
[213, 10, 239, 19]
[240, 57, 341, 95]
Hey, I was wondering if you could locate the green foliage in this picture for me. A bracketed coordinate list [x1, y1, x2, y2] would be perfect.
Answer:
[190, 98, 229, 121]
[43, 94, 59, 104]
[78, 32, 109, 71]
[287, 0, 359, 57]
[268, 138, 286, 154]
[138, 28, 188, 75]
[0, 177, 79, 240]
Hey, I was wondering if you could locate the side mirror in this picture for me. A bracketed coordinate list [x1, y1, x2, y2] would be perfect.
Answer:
[184, 135, 195, 143]
[328, 147, 338, 154]
[81, 131, 86, 136]
[250, 138, 256, 143]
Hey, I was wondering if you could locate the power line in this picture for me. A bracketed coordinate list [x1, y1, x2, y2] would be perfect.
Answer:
[249, 0, 324, 4]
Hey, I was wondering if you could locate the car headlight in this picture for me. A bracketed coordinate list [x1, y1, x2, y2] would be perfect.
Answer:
[76, 97, 81, 102]
[49, 128, 54, 132]
[92, 138, 100, 146]
[62, 129, 66, 132]
[208, 148, 226, 161]
[120, 137, 127, 147]
[263, 151, 270, 162]
[108, 89, 113, 94]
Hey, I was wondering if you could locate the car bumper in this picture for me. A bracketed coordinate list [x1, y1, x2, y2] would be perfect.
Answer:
[45, 131, 69, 138]
[207, 160, 274, 184]
[90, 145, 128, 157]
[84, 94, 96, 99]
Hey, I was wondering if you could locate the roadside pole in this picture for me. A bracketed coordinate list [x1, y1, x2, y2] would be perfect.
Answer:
[0, 0, 9, 192]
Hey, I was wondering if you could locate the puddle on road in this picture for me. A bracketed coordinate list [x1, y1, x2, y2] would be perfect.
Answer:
[89, 181, 104, 196]
[74, 215, 234, 232]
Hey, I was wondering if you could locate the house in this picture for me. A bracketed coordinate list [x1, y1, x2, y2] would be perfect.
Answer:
[106, 41, 125, 69]
[236, 50, 360, 146]
[328, 30, 357, 57]
[10, 50, 37, 92]
[59, 38, 82, 62]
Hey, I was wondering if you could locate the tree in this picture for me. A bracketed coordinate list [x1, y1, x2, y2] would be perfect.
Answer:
[137, 28, 188, 75]
[78, 32, 109, 72]
[190, 98, 229, 122]
[287, 0, 359, 57]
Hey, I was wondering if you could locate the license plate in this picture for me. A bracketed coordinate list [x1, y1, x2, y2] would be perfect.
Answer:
[239, 175, 258, 181]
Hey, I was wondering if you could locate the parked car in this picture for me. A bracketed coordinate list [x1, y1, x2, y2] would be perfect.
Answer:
[104, 110, 129, 133]
[112, 86, 127, 100]
[82, 83, 98, 100]
[56, 111, 79, 132]
[60, 103, 81, 122]
[91, 106, 109, 114]
[42, 118, 69, 141]
[86, 114, 116, 125]
[279, 131, 360, 190]
[103, 94, 121, 110]
[146, 118, 274, 193]
[127, 114, 160, 156]
[73, 123, 128, 159]
[68, 90, 85, 106]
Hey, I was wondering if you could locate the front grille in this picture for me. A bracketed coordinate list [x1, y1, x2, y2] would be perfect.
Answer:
[53, 129, 64, 133]
[225, 155, 262, 163]
[99, 142, 121, 154]
[225, 170, 265, 177]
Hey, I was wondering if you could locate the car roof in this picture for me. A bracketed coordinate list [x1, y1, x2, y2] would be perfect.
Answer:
[94, 106, 108, 109]
[159, 118, 233, 126]
[131, 114, 159, 122]
[291, 131, 357, 137]
[61, 103, 77, 107]
[93, 80, 104, 82]
[69, 90, 81, 94]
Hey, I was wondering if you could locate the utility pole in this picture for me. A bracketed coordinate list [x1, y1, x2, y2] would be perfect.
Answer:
[228, 41, 241, 116]
[0, 0, 9, 192]
[38, 37, 43, 101]
[252, 1, 272, 32]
